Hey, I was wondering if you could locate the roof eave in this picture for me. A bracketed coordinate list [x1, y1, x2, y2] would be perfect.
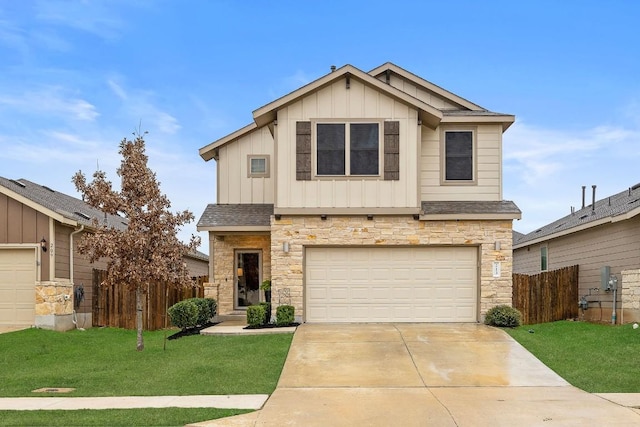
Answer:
[420, 212, 522, 221]
[252, 64, 443, 129]
[0, 185, 78, 227]
[368, 62, 486, 111]
[441, 114, 516, 131]
[199, 123, 258, 161]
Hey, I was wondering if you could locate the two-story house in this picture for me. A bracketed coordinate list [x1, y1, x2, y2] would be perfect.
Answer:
[197, 63, 520, 323]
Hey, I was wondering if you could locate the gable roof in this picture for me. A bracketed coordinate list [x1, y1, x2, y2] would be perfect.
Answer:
[514, 183, 640, 248]
[199, 62, 515, 161]
[0, 176, 128, 231]
[368, 62, 485, 111]
[252, 63, 443, 129]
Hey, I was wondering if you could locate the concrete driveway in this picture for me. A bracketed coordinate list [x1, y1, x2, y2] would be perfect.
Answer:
[194, 323, 640, 426]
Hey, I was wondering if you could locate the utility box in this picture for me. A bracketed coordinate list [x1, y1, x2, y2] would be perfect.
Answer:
[601, 266, 611, 291]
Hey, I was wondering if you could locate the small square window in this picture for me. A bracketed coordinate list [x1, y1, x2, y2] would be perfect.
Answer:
[247, 155, 270, 178]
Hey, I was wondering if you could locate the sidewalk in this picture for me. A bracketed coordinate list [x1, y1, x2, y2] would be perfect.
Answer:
[0, 395, 268, 411]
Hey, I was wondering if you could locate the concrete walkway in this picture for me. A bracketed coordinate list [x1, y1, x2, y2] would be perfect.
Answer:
[190, 323, 640, 427]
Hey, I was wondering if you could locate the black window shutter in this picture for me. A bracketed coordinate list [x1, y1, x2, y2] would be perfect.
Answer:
[296, 121, 311, 180]
[384, 121, 400, 180]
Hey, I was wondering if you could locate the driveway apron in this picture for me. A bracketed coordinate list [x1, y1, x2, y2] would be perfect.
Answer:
[195, 323, 640, 426]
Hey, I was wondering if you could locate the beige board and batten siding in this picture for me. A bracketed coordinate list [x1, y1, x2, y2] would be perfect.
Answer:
[275, 78, 420, 210]
[420, 124, 503, 202]
[216, 126, 274, 204]
[513, 217, 640, 293]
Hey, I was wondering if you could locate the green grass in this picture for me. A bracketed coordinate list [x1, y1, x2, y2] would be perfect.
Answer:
[0, 327, 293, 397]
[0, 408, 251, 426]
[506, 321, 640, 393]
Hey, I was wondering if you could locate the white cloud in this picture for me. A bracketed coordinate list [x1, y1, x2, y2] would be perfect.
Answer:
[504, 119, 640, 233]
[0, 86, 99, 122]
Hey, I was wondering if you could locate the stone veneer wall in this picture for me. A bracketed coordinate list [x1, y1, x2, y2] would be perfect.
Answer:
[270, 216, 514, 322]
[207, 234, 271, 315]
[35, 281, 74, 331]
[621, 269, 640, 323]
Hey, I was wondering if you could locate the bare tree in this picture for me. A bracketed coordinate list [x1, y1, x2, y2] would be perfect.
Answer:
[73, 132, 200, 351]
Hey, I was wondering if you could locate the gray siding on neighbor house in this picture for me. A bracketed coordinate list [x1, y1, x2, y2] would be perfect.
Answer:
[513, 216, 640, 294]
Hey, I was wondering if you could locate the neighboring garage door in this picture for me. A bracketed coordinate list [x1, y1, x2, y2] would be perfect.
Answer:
[306, 246, 477, 323]
[0, 248, 36, 327]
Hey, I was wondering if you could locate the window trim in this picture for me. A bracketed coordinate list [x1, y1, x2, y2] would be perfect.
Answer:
[440, 126, 477, 185]
[312, 119, 383, 179]
[247, 155, 270, 178]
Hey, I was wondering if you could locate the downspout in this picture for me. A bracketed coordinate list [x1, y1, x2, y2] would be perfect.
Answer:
[70, 225, 84, 330]
[69, 225, 84, 284]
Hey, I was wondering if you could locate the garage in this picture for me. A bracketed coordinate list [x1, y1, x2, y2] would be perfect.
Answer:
[0, 248, 36, 327]
[305, 246, 477, 323]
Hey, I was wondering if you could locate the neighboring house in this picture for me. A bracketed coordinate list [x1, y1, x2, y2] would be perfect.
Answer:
[184, 250, 210, 278]
[513, 185, 640, 324]
[0, 177, 209, 331]
[197, 62, 521, 323]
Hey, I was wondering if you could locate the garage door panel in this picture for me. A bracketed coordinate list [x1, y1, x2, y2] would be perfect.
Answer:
[306, 247, 477, 323]
[0, 248, 36, 327]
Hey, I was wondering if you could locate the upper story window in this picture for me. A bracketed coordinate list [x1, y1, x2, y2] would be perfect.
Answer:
[316, 122, 379, 176]
[442, 128, 476, 183]
[247, 155, 270, 178]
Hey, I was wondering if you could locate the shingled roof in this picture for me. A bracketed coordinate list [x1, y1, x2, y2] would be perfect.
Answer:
[197, 204, 273, 230]
[514, 183, 640, 247]
[0, 176, 128, 231]
[420, 200, 521, 219]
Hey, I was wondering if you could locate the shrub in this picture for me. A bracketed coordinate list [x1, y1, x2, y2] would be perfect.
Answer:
[191, 298, 215, 326]
[167, 300, 199, 330]
[168, 298, 217, 330]
[484, 305, 522, 327]
[260, 302, 272, 324]
[276, 305, 295, 326]
[247, 305, 266, 328]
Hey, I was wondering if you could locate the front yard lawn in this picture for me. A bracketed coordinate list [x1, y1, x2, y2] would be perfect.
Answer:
[506, 320, 640, 393]
[0, 327, 293, 397]
[0, 408, 251, 427]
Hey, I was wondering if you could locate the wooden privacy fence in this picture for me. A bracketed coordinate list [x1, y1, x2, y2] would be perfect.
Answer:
[92, 269, 207, 330]
[512, 265, 579, 325]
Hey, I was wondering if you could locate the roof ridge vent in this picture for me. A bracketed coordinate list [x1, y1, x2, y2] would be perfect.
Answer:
[631, 183, 640, 191]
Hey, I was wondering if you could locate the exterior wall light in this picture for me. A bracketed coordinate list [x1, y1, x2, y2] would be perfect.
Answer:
[283, 242, 290, 253]
[494, 241, 501, 251]
[40, 237, 47, 252]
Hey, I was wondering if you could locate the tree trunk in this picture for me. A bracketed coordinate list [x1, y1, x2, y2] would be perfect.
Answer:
[136, 286, 144, 351]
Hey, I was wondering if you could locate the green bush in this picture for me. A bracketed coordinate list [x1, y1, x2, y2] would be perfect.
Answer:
[191, 298, 215, 325]
[276, 305, 295, 326]
[247, 305, 266, 328]
[167, 300, 199, 330]
[168, 298, 217, 330]
[484, 304, 522, 327]
[260, 302, 272, 324]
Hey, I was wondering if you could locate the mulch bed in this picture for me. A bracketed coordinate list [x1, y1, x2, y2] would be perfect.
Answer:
[167, 322, 218, 340]
[244, 323, 300, 330]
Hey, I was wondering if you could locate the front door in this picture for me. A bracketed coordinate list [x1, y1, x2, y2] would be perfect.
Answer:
[235, 250, 261, 309]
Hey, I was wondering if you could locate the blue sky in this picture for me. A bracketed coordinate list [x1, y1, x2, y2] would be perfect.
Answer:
[1, 1, 639, 250]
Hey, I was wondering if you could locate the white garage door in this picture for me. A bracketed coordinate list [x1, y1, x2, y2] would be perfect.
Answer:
[306, 247, 477, 323]
[0, 248, 36, 327]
